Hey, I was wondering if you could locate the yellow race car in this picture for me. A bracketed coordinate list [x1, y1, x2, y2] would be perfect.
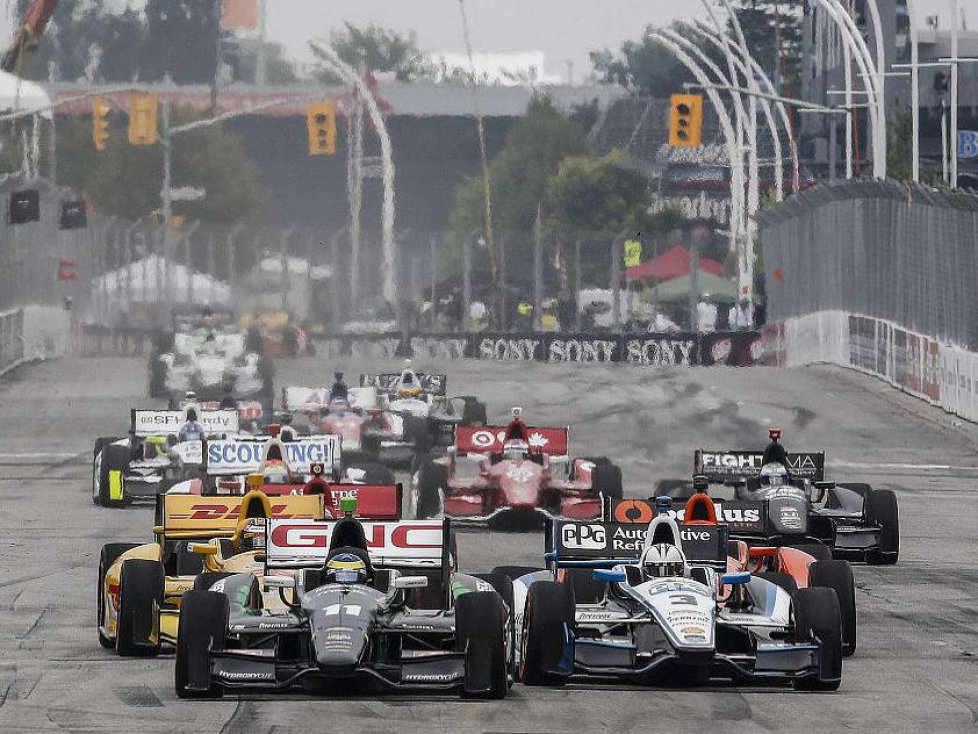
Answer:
[97, 485, 324, 656]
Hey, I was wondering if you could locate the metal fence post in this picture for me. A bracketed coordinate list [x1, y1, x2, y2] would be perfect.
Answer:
[611, 230, 626, 335]
[533, 216, 543, 332]
[574, 236, 582, 331]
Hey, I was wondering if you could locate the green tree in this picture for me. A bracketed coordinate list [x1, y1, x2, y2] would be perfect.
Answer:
[51, 109, 262, 224]
[591, 24, 695, 97]
[141, 0, 221, 84]
[729, 0, 802, 97]
[226, 39, 298, 86]
[886, 108, 942, 186]
[545, 150, 650, 233]
[312, 23, 426, 82]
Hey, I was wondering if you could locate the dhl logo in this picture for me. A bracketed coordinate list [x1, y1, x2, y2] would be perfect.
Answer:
[168, 503, 311, 521]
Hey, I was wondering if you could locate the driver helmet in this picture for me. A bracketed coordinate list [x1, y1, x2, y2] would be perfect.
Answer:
[184, 390, 198, 403]
[263, 459, 289, 484]
[144, 435, 168, 459]
[503, 439, 529, 462]
[759, 462, 788, 487]
[239, 518, 266, 552]
[642, 543, 687, 579]
[186, 408, 198, 422]
[397, 371, 422, 398]
[325, 552, 368, 585]
[334, 371, 344, 382]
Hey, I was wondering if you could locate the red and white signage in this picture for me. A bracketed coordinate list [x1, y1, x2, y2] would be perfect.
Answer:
[455, 425, 569, 456]
[266, 519, 444, 565]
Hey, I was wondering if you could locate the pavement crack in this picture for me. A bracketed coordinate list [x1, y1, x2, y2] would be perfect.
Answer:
[18, 608, 46, 641]
[930, 681, 978, 724]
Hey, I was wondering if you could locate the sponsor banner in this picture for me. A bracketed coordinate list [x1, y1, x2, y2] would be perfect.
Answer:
[266, 518, 444, 565]
[455, 425, 569, 456]
[360, 372, 447, 396]
[607, 498, 765, 534]
[554, 521, 726, 564]
[132, 409, 239, 436]
[310, 331, 764, 366]
[206, 436, 340, 475]
[162, 494, 323, 533]
[174, 398, 270, 423]
[695, 450, 825, 481]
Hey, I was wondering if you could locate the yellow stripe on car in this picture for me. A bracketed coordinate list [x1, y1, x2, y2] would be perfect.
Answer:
[109, 470, 124, 501]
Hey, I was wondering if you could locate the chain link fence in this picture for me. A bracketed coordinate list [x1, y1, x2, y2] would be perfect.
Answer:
[758, 180, 978, 350]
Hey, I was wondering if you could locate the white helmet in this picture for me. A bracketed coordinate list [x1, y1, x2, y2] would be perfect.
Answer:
[641, 543, 687, 579]
[759, 462, 788, 487]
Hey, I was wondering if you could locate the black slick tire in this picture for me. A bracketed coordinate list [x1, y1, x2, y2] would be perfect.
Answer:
[115, 559, 164, 657]
[97, 542, 139, 649]
[792, 587, 842, 691]
[175, 590, 228, 699]
[591, 464, 623, 500]
[756, 571, 798, 597]
[865, 489, 899, 565]
[456, 591, 507, 699]
[520, 581, 574, 686]
[809, 560, 856, 657]
[416, 459, 447, 519]
[97, 444, 130, 508]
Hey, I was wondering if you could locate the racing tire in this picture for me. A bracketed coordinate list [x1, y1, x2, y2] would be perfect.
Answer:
[193, 572, 234, 592]
[460, 398, 488, 427]
[520, 581, 575, 687]
[809, 560, 857, 657]
[490, 566, 541, 584]
[562, 567, 607, 604]
[96, 444, 130, 508]
[841, 482, 873, 497]
[788, 543, 833, 562]
[756, 571, 798, 597]
[792, 587, 842, 691]
[456, 590, 508, 699]
[404, 415, 433, 454]
[175, 590, 228, 699]
[590, 464, 623, 500]
[472, 573, 517, 681]
[865, 489, 899, 565]
[172, 542, 205, 576]
[416, 459, 448, 519]
[97, 542, 140, 649]
[115, 559, 164, 657]
[92, 437, 120, 497]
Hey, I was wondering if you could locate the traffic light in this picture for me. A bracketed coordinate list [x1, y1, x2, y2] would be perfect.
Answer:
[93, 96, 111, 151]
[668, 93, 704, 148]
[307, 102, 337, 156]
[128, 91, 158, 145]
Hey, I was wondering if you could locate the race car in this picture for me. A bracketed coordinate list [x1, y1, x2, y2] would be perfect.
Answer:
[410, 408, 623, 525]
[175, 500, 511, 699]
[693, 429, 900, 564]
[92, 407, 239, 507]
[200, 427, 395, 494]
[149, 308, 273, 401]
[97, 476, 403, 658]
[605, 491, 857, 656]
[510, 508, 843, 690]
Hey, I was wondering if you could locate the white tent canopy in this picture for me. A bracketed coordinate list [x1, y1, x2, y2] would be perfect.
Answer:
[91, 254, 233, 310]
[0, 71, 52, 118]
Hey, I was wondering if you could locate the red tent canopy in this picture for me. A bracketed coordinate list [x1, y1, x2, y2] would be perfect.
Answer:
[624, 245, 725, 281]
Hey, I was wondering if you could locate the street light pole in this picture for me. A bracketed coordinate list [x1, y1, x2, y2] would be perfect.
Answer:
[907, 0, 921, 182]
[950, 0, 960, 187]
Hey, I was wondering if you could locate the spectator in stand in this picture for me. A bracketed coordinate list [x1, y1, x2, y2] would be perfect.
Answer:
[729, 298, 754, 330]
[516, 301, 534, 331]
[697, 295, 718, 333]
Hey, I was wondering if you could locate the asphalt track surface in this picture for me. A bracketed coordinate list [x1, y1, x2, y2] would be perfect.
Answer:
[1, 355, 978, 733]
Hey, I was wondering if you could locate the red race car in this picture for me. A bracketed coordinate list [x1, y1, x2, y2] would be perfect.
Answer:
[410, 408, 623, 526]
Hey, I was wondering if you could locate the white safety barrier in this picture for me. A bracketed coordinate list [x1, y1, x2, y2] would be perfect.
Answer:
[771, 310, 978, 423]
[0, 306, 71, 378]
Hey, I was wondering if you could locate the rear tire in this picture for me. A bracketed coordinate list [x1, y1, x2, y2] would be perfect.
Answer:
[490, 566, 543, 584]
[115, 559, 164, 657]
[809, 560, 856, 657]
[175, 590, 228, 699]
[865, 489, 899, 565]
[562, 567, 607, 604]
[460, 398, 488, 427]
[96, 444, 130, 508]
[416, 460, 447, 519]
[788, 543, 833, 562]
[591, 464, 623, 500]
[520, 581, 574, 686]
[193, 572, 233, 592]
[456, 591, 508, 699]
[97, 543, 139, 649]
[792, 587, 842, 691]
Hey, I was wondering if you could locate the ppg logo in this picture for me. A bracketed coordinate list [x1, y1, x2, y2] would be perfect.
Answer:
[561, 524, 606, 549]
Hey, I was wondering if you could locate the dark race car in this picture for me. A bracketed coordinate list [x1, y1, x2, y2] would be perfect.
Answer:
[691, 429, 899, 564]
[410, 408, 623, 526]
[175, 500, 512, 699]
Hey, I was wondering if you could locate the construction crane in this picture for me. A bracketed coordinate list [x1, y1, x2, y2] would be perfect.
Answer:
[2, 0, 61, 75]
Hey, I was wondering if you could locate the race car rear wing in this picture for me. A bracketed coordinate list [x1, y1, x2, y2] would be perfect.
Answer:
[282, 386, 379, 412]
[605, 497, 766, 535]
[322, 484, 402, 521]
[204, 435, 342, 476]
[545, 519, 728, 569]
[131, 408, 240, 438]
[154, 492, 324, 539]
[172, 398, 271, 424]
[694, 449, 825, 482]
[455, 425, 569, 457]
[264, 517, 450, 570]
[360, 372, 447, 397]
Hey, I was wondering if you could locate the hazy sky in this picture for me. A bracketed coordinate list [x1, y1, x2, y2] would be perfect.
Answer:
[0, 0, 973, 81]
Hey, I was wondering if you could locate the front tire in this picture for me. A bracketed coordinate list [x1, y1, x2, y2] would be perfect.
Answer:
[115, 559, 164, 657]
[97, 543, 139, 649]
[809, 560, 856, 657]
[96, 444, 130, 508]
[175, 590, 228, 699]
[415, 459, 447, 519]
[792, 587, 842, 691]
[590, 464, 623, 500]
[520, 581, 574, 686]
[456, 591, 508, 699]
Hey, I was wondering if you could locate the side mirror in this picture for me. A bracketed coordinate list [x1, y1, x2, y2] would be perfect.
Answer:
[189, 542, 218, 556]
[721, 571, 751, 586]
[392, 575, 429, 589]
[263, 575, 294, 591]
[594, 568, 627, 583]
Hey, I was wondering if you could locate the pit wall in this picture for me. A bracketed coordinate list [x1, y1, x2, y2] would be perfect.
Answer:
[764, 310, 978, 422]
